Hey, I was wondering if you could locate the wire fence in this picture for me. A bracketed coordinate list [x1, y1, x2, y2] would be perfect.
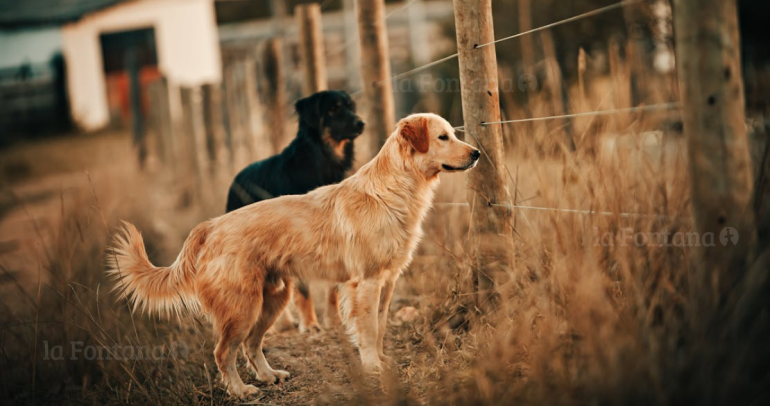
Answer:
[325, 0, 679, 219]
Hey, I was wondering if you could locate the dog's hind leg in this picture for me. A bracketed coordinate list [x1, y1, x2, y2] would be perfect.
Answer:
[242, 277, 293, 383]
[213, 311, 261, 397]
[294, 280, 321, 333]
[201, 271, 263, 398]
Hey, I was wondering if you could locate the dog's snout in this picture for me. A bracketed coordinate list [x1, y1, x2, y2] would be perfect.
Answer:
[355, 120, 365, 132]
[471, 149, 481, 160]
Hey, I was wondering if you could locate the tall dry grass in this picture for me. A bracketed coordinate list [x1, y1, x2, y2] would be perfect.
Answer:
[2, 39, 768, 406]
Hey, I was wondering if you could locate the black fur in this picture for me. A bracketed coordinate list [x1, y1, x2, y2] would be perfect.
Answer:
[226, 90, 364, 212]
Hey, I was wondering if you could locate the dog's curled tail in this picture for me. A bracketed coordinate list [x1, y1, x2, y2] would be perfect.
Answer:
[106, 221, 209, 318]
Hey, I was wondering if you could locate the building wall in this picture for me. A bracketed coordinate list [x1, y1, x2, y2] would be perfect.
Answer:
[0, 27, 62, 70]
[61, 0, 221, 131]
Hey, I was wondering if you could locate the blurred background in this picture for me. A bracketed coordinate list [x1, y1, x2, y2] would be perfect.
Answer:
[1, 1, 770, 404]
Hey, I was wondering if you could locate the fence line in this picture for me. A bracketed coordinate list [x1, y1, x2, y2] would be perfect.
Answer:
[390, 53, 459, 81]
[381, 0, 642, 85]
[474, 0, 643, 49]
[481, 103, 681, 126]
[435, 202, 669, 220]
[385, 0, 421, 19]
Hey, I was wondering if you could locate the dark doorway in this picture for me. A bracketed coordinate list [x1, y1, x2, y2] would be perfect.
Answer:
[99, 27, 160, 128]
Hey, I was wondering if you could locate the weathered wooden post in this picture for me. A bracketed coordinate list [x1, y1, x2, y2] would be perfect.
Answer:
[540, 29, 574, 151]
[296, 3, 328, 95]
[223, 61, 246, 171]
[342, 0, 362, 91]
[202, 83, 227, 170]
[147, 77, 176, 169]
[517, 0, 536, 73]
[357, 0, 395, 157]
[407, 0, 429, 66]
[243, 58, 268, 161]
[262, 38, 288, 154]
[673, 0, 755, 306]
[180, 86, 213, 209]
[126, 49, 147, 168]
[453, 0, 513, 308]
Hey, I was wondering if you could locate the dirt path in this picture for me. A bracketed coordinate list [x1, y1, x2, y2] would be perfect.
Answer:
[0, 131, 439, 405]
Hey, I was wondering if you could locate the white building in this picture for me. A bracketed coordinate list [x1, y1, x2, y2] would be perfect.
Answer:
[0, 0, 222, 132]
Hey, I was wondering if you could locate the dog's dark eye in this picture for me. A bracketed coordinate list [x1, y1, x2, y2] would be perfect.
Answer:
[439, 134, 449, 141]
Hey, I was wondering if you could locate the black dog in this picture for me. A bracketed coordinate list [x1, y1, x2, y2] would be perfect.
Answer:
[226, 90, 363, 211]
[225, 90, 364, 331]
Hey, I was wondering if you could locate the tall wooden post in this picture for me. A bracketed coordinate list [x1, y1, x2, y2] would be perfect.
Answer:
[296, 3, 328, 95]
[674, 0, 755, 306]
[180, 86, 213, 209]
[126, 49, 147, 168]
[147, 77, 176, 169]
[263, 38, 288, 154]
[202, 83, 227, 169]
[517, 0, 536, 73]
[453, 0, 513, 308]
[540, 29, 574, 151]
[223, 61, 246, 171]
[408, 0, 429, 66]
[343, 0, 361, 91]
[357, 0, 395, 157]
[243, 58, 267, 161]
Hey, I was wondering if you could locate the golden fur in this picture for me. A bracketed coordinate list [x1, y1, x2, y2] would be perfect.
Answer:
[106, 113, 479, 397]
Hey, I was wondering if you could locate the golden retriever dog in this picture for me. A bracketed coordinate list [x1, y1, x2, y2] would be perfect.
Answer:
[107, 113, 480, 397]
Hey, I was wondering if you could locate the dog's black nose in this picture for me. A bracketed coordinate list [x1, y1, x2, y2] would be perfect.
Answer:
[355, 120, 365, 132]
[471, 149, 481, 160]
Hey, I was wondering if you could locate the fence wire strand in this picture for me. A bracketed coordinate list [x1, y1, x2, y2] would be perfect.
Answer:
[480, 103, 681, 126]
[383, 0, 642, 87]
[474, 0, 643, 49]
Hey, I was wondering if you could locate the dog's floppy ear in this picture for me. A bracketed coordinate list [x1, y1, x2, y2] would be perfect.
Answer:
[399, 116, 429, 153]
[295, 93, 322, 130]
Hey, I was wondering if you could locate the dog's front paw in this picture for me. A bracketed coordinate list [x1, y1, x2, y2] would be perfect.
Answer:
[272, 369, 290, 382]
[228, 384, 260, 398]
[257, 369, 291, 384]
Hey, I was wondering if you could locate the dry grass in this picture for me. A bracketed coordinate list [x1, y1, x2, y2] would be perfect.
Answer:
[1, 56, 768, 406]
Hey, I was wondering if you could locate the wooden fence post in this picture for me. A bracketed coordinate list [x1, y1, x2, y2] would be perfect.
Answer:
[147, 77, 176, 169]
[342, 0, 361, 91]
[180, 86, 213, 209]
[453, 0, 514, 308]
[126, 49, 147, 168]
[202, 83, 227, 171]
[296, 3, 328, 95]
[540, 29, 575, 152]
[517, 0, 536, 73]
[243, 58, 267, 161]
[357, 0, 395, 157]
[223, 61, 246, 171]
[262, 38, 288, 154]
[407, 0, 429, 66]
[673, 0, 755, 306]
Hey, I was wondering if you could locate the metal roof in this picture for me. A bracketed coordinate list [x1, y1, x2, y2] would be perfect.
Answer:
[0, 0, 131, 28]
